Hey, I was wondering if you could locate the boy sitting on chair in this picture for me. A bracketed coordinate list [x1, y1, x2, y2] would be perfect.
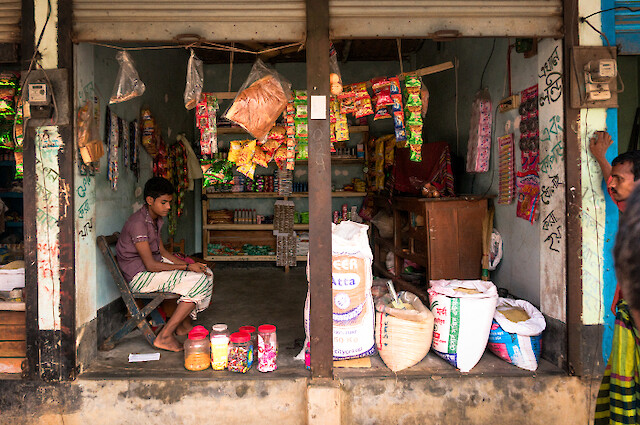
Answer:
[116, 177, 213, 352]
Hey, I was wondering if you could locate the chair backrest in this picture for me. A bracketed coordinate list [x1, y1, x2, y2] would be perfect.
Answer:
[96, 232, 136, 300]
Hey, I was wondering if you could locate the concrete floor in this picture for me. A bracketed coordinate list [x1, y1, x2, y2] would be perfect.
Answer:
[82, 265, 563, 380]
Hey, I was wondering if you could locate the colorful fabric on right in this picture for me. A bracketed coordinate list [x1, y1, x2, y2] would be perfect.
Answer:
[595, 300, 640, 425]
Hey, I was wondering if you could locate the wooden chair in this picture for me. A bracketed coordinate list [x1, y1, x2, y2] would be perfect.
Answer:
[97, 232, 178, 351]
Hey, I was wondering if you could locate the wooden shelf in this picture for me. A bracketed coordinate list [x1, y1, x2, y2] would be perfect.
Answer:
[217, 125, 369, 135]
[204, 223, 309, 230]
[0, 192, 22, 198]
[205, 191, 367, 199]
[204, 255, 307, 262]
[374, 236, 428, 268]
[296, 157, 365, 165]
[373, 263, 428, 303]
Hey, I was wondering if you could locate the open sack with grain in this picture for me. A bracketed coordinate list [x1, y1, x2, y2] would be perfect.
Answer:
[487, 298, 546, 371]
[375, 291, 434, 372]
[428, 279, 498, 372]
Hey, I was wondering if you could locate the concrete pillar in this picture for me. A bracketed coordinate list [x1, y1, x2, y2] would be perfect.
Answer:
[307, 378, 341, 425]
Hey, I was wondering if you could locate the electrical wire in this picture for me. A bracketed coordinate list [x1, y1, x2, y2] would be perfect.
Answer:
[583, 6, 640, 20]
[480, 38, 497, 90]
[581, 18, 612, 48]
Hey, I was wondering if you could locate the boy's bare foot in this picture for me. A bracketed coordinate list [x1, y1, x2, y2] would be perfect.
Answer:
[153, 333, 183, 352]
[175, 321, 194, 336]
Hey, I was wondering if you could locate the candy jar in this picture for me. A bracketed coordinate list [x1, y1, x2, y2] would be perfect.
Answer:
[258, 324, 278, 372]
[210, 323, 230, 370]
[239, 325, 257, 368]
[184, 325, 211, 371]
[228, 331, 251, 373]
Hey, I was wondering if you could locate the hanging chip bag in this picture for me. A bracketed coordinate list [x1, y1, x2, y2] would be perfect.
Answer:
[110, 51, 146, 104]
[224, 59, 292, 141]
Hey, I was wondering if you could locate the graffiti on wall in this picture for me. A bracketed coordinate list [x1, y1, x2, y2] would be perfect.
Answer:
[537, 39, 566, 322]
[35, 126, 63, 330]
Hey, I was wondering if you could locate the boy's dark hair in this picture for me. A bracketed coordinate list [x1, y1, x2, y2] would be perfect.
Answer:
[612, 151, 640, 181]
[614, 184, 640, 313]
[144, 177, 175, 200]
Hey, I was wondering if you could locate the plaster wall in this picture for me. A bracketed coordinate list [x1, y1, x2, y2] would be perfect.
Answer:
[417, 38, 543, 307]
[0, 375, 592, 425]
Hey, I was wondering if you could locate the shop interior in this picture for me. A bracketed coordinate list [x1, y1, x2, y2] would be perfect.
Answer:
[4, 36, 561, 377]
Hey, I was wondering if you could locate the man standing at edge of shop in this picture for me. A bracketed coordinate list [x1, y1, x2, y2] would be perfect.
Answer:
[589, 130, 640, 311]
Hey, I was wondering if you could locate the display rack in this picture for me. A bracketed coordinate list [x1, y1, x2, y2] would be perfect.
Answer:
[202, 126, 369, 264]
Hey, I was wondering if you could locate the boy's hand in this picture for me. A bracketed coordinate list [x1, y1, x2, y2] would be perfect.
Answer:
[187, 262, 210, 274]
[590, 131, 613, 160]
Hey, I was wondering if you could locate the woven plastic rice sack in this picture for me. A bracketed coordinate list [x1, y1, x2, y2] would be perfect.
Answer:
[375, 291, 434, 372]
[428, 279, 498, 372]
[301, 221, 375, 361]
[487, 298, 546, 371]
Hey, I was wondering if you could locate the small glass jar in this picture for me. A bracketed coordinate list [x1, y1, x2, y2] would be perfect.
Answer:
[239, 325, 257, 368]
[228, 331, 251, 373]
[258, 324, 278, 372]
[210, 323, 230, 370]
[184, 325, 211, 371]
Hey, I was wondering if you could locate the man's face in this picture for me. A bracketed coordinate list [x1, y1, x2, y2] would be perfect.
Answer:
[609, 162, 638, 202]
[146, 194, 173, 218]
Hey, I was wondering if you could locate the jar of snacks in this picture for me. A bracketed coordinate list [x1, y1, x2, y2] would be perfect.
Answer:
[239, 325, 257, 368]
[184, 325, 211, 371]
[210, 323, 230, 370]
[228, 331, 251, 373]
[257, 324, 278, 372]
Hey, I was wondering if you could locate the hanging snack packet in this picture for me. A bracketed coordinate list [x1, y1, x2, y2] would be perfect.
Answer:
[237, 163, 256, 180]
[0, 86, 16, 118]
[294, 118, 308, 138]
[338, 90, 356, 115]
[371, 78, 393, 107]
[352, 83, 374, 118]
[184, 50, 204, 110]
[273, 144, 288, 169]
[202, 159, 233, 187]
[253, 148, 273, 168]
[13, 149, 23, 180]
[228, 139, 249, 163]
[237, 140, 256, 165]
[224, 59, 292, 141]
[110, 51, 146, 104]
[140, 108, 158, 157]
[296, 140, 309, 160]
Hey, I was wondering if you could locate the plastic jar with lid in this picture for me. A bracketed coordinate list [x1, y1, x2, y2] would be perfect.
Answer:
[184, 325, 211, 371]
[239, 325, 257, 368]
[210, 323, 230, 370]
[257, 324, 278, 372]
[228, 331, 251, 373]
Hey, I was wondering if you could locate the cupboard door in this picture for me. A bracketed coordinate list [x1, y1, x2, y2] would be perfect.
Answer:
[427, 200, 485, 280]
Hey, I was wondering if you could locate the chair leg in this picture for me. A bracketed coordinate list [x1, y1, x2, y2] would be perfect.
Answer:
[98, 296, 167, 351]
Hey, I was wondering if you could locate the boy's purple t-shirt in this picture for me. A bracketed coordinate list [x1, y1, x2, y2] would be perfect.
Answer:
[116, 206, 164, 282]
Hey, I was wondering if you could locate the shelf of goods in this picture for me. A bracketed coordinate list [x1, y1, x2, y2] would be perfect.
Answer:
[371, 195, 488, 302]
[204, 191, 367, 199]
[203, 125, 369, 264]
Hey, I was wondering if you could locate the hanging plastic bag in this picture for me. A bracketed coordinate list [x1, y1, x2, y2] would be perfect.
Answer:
[184, 50, 204, 110]
[329, 42, 343, 95]
[109, 51, 146, 104]
[224, 59, 292, 141]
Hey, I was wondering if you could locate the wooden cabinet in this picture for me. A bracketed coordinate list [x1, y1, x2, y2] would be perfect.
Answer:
[372, 195, 488, 301]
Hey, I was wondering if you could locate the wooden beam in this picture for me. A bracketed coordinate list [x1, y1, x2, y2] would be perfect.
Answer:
[306, 0, 333, 380]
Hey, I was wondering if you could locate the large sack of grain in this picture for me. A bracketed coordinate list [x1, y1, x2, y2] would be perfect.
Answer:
[428, 280, 498, 372]
[487, 298, 546, 371]
[375, 291, 434, 372]
[301, 221, 376, 361]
